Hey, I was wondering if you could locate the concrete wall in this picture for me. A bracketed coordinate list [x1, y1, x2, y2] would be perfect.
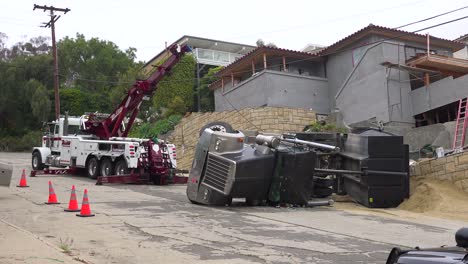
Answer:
[214, 70, 329, 114]
[454, 46, 468, 59]
[410, 74, 468, 115]
[382, 42, 414, 124]
[326, 34, 454, 126]
[411, 153, 468, 194]
[328, 40, 394, 124]
[167, 107, 316, 170]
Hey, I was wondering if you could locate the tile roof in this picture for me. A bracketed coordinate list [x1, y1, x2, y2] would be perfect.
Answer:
[316, 24, 465, 56]
[215, 46, 318, 77]
[208, 24, 465, 90]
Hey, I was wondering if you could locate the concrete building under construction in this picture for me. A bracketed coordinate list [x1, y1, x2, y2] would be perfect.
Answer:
[209, 24, 468, 130]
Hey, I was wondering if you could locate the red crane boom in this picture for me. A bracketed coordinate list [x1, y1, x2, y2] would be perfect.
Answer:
[84, 44, 191, 139]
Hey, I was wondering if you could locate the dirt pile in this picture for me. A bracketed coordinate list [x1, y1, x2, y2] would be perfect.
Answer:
[398, 177, 468, 221]
[334, 177, 468, 222]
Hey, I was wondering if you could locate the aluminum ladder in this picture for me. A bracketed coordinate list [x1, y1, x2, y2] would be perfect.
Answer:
[453, 97, 468, 152]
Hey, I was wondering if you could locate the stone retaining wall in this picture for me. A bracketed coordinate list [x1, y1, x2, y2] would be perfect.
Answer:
[167, 107, 316, 170]
[411, 152, 468, 193]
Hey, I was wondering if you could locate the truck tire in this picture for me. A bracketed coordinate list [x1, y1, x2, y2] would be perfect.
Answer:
[313, 187, 333, 198]
[199, 121, 234, 136]
[32, 151, 45, 171]
[313, 177, 334, 188]
[86, 156, 100, 179]
[114, 159, 129, 175]
[100, 158, 113, 176]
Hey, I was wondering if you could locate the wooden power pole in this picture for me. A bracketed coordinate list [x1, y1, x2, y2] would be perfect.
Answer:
[33, 4, 70, 120]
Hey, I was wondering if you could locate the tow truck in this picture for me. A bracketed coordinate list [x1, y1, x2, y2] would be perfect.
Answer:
[31, 44, 191, 185]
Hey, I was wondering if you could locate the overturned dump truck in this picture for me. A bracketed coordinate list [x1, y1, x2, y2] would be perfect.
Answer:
[186, 127, 409, 208]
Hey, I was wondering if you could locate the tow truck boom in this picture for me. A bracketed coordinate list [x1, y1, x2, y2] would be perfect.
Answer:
[84, 44, 191, 139]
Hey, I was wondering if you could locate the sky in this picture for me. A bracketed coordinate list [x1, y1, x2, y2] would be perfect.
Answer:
[1, 0, 467, 62]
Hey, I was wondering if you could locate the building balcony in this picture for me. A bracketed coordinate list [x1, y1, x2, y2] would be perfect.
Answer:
[194, 48, 244, 67]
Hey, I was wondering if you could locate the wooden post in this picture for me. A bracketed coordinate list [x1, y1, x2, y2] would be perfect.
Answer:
[263, 53, 267, 69]
[426, 33, 430, 58]
[251, 60, 255, 75]
[282, 56, 287, 72]
[221, 78, 224, 93]
[424, 73, 430, 86]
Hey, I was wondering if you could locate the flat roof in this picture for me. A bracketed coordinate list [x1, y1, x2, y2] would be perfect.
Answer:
[143, 35, 256, 68]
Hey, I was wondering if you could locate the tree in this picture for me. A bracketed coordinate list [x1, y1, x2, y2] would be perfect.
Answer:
[256, 39, 276, 48]
[57, 33, 140, 114]
[58, 33, 137, 94]
[256, 39, 265, 47]
[197, 66, 223, 112]
[27, 80, 51, 121]
[0, 32, 141, 151]
[0, 32, 8, 60]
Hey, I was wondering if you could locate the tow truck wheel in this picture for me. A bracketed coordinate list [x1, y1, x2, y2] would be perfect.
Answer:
[32, 151, 44, 171]
[115, 159, 129, 175]
[86, 156, 100, 179]
[100, 158, 113, 176]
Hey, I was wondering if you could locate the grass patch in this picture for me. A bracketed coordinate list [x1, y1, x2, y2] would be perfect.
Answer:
[58, 237, 74, 255]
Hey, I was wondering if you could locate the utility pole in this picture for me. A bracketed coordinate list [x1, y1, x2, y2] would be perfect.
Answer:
[33, 4, 70, 120]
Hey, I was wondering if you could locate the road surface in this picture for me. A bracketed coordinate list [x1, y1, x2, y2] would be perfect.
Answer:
[0, 152, 465, 264]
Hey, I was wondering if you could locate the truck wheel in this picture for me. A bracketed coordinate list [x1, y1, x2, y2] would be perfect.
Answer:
[115, 159, 129, 175]
[86, 156, 100, 179]
[246, 199, 261, 206]
[32, 151, 44, 171]
[313, 177, 334, 188]
[313, 187, 333, 198]
[100, 158, 113, 176]
[199, 121, 234, 136]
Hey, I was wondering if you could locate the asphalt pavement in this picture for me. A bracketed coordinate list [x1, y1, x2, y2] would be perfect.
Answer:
[0, 152, 465, 264]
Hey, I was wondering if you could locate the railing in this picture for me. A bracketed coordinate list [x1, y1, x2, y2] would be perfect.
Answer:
[195, 48, 243, 66]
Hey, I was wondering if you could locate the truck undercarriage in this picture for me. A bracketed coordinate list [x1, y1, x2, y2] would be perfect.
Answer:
[187, 127, 409, 208]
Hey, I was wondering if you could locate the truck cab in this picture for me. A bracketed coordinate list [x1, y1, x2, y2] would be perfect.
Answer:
[33, 116, 88, 171]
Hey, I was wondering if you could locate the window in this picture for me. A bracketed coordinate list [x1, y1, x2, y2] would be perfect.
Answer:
[68, 125, 82, 135]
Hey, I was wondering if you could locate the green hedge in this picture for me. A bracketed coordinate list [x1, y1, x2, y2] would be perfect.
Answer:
[0, 130, 42, 152]
[152, 54, 196, 113]
[129, 114, 182, 140]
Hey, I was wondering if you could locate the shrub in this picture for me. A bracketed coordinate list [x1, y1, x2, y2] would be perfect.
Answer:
[129, 114, 182, 140]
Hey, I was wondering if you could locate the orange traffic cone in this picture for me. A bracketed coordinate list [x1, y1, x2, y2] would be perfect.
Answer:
[45, 181, 60, 204]
[76, 189, 95, 217]
[16, 169, 29, 187]
[64, 185, 80, 212]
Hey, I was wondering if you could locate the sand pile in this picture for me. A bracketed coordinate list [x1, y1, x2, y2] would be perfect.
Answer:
[334, 177, 468, 222]
[398, 177, 468, 221]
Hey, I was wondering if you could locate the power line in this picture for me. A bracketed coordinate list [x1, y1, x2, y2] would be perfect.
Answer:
[46, 14, 468, 87]
[214, 0, 428, 42]
[3, 12, 467, 89]
[395, 5, 468, 29]
[223, 14, 468, 77]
